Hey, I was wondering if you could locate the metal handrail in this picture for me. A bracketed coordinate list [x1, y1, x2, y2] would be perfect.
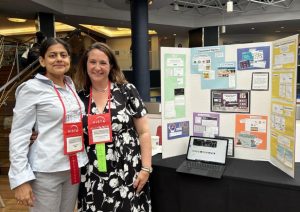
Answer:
[0, 59, 39, 93]
[0, 28, 100, 94]
[0, 64, 39, 108]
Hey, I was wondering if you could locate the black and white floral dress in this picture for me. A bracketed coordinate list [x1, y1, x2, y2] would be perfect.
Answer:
[77, 83, 151, 212]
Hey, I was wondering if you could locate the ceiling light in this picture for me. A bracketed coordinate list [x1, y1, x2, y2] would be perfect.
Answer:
[80, 24, 157, 37]
[174, 2, 180, 11]
[227, 1, 233, 13]
[173, 33, 177, 36]
[275, 30, 281, 33]
[148, 0, 153, 5]
[7, 18, 27, 23]
[280, 26, 285, 29]
[251, 27, 255, 30]
[117, 27, 130, 31]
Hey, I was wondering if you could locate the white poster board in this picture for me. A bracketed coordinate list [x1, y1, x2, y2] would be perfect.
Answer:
[161, 36, 299, 177]
[161, 43, 272, 160]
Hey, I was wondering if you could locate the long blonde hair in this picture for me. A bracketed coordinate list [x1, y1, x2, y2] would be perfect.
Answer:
[74, 42, 127, 90]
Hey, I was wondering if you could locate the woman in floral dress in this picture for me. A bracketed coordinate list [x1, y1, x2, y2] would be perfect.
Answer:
[74, 42, 152, 212]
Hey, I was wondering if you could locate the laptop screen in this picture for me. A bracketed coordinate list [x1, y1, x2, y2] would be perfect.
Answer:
[187, 136, 228, 164]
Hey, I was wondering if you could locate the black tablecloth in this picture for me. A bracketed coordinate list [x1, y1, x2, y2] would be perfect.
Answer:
[150, 154, 300, 212]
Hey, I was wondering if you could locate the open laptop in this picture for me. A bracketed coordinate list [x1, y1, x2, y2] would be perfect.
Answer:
[176, 136, 229, 179]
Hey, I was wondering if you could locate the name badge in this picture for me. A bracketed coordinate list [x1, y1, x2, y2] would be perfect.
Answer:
[63, 121, 84, 154]
[88, 113, 112, 145]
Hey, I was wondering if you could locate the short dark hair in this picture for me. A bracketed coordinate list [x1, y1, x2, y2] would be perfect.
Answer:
[39, 37, 71, 58]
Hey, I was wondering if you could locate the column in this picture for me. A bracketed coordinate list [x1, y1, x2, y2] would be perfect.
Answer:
[36, 12, 55, 38]
[203, 26, 219, 46]
[130, 0, 150, 101]
[189, 26, 219, 47]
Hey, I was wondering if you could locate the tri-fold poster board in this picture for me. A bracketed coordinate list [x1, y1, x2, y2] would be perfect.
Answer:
[160, 35, 298, 178]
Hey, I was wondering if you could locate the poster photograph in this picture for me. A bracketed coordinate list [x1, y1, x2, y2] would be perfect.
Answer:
[237, 46, 270, 70]
[235, 114, 268, 150]
[167, 121, 189, 140]
[251, 72, 269, 90]
[193, 112, 219, 137]
[211, 89, 251, 113]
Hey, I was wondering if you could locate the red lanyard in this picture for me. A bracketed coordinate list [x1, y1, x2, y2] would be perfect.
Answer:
[54, 82, 83, 122]
[53, 80, 83, 184]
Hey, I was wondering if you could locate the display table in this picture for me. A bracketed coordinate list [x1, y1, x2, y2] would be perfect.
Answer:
[150, 154, 300, 212]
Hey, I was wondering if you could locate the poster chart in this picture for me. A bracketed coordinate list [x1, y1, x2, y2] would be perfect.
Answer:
[273, 38, 298, 70]
[163, 53, 186, 119]
[235, 114, 268, 150]
[191, 46, 236, 89]
[193, 112, 219, 137]
[161, 47, 191, 158]
[211, 90, 250, 113]
[167, 121, 189, 140]
[251, 72, 269, 91]
[237, 46, 270, 70]
[270, 35, 298, 178]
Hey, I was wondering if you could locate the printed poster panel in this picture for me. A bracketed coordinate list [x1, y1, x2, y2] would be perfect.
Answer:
[167, 121, 189, 140]
[271, 131, 295, 169]
[191, 46, 225, 74]
[272, 38, 297, 70]
[201, 62, 236, 89]
[271, 101, 295, 136]
[193, 113, 219, 137]
[251, 72, 269, 91]
[164, 54, 186, 119]
[270, 35, 298, 178]
[235, 114, 268, 150]
[191, 46, 236, 89]
[211, 90, 250, 113]
[271, 71, 295, 101]
[237, 46, 270, 70]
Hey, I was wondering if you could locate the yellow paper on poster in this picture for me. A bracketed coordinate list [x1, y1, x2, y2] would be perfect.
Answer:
[270, 132, 295, 169]
[272, 39, 297, 69]
[271, 71, 295, 101]
[270, 35, 297, 177]
[271, 101, 295, 137]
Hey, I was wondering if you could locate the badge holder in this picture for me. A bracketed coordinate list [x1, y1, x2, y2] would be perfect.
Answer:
[54, 82, 84, 184]
[88, 82, 113, 172]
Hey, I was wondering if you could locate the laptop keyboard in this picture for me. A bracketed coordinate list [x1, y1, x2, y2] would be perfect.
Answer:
[186, 161, 222, 171]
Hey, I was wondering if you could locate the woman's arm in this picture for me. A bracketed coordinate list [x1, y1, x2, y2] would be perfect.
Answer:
[133, 115, 152, 193]
[134, 115, 152, 168]
[9, 82, 37, 206]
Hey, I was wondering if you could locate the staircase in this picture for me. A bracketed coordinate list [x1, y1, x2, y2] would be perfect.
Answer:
[0, 66, 17, 175]
[0, 63, 38, 175]
[0, 106, 12, 175]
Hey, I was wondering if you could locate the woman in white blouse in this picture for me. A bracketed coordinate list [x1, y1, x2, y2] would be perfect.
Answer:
[9, 37, 88, 212]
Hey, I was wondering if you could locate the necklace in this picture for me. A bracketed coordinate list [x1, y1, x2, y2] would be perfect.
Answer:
[92, 86, 108, 93]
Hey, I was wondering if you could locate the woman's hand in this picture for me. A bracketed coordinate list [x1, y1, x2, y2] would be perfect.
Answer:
[14, 182, 35, 207]
[30, 131, 38, 145]
[133, 170, 150, 194]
